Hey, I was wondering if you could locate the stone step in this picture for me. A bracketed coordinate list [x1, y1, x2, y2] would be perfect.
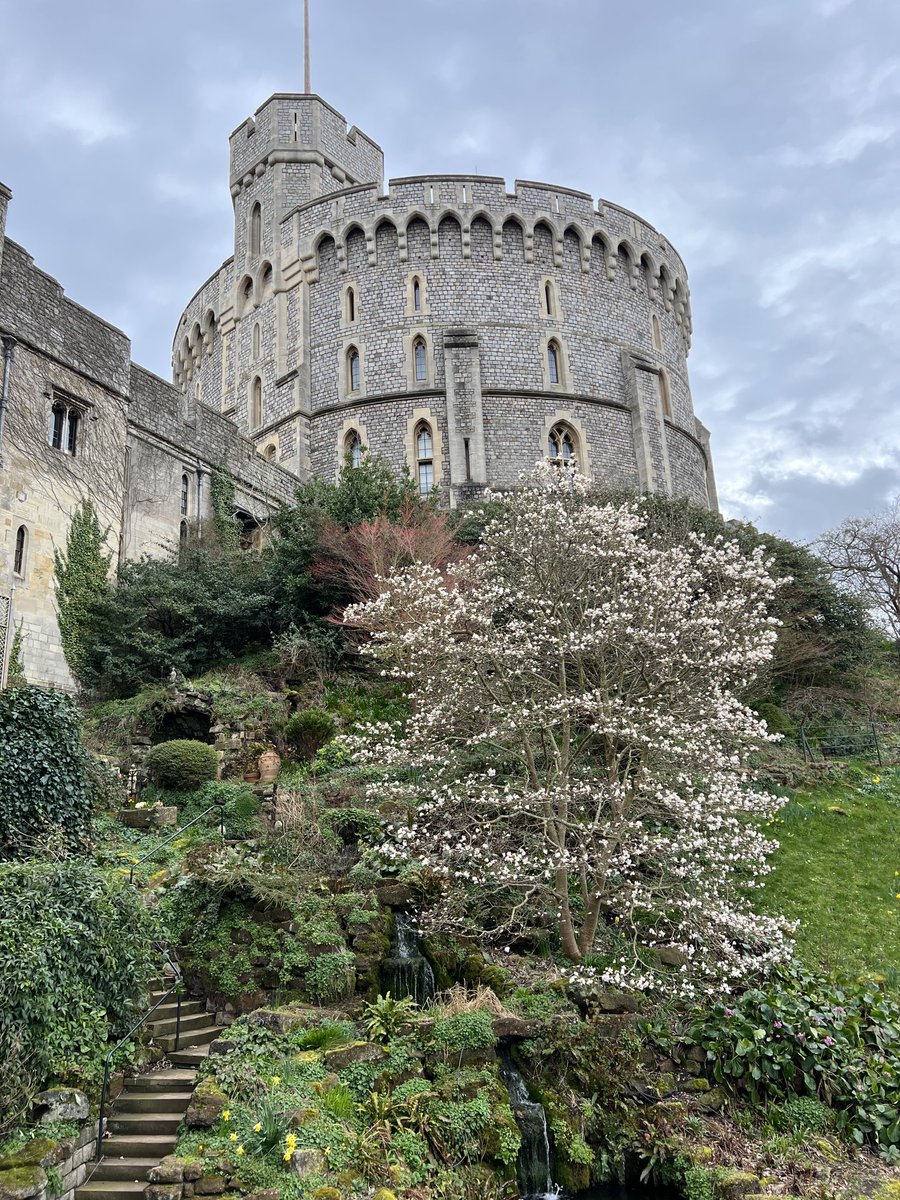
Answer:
[151, 1000, 205, 1020]
[76, 1180, 149, 1200]
[99, 1135, 176, 1159]
[168, 1043, 211, 1068]
[157, 1025, 220, 1053]
[147, 1010, 211, 1038]
[127, 1070, 196, 1092]
[107, 1113, 182, 1136]
[89, 1159, 160, 1182]
[115, 1091, 193, 1114]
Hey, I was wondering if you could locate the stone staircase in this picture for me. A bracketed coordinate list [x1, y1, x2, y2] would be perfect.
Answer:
[75, 984, 220, 1200]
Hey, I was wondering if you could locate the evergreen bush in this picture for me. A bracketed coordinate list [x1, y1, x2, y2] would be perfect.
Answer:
[145, 739, 218, 791]
[0, 685, 93, 858]
[283, 708, 336, 761]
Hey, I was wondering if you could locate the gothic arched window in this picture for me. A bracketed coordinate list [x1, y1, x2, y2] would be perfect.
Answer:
[415, 421, 434, 496]
[345, 430, 363, 468]
[180, 473, 189, 517]
[347, 287, 357, 323]
[413, 277, 422, 312]
[348, 348, 361, 393]
[13, 525, 26, 577]
[250, 203, 261, 256]
[414, 337, 427, 382]
[547, 422, 577, 464]
[545, 281, 554, 317]
[547, 340, 561, 386]
[252, 323, 261, 359]
[251, 376, 263, 427]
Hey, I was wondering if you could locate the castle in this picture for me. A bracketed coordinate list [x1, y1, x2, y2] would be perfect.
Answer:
[0, 91, 716, 690]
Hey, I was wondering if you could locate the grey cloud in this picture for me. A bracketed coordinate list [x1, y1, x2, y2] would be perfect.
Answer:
[1, 0, 898, 543]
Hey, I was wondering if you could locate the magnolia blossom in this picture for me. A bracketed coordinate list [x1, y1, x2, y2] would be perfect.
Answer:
[346, 468, 794, 996]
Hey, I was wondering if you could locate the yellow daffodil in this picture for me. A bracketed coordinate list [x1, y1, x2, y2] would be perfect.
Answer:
[222, 1110, 231, 1122]
[230, 1133, 237, 1142]
[272, 1076, 281, 1086]
[236, 1147, 244, 1157]
[253, 1123, 262, 1133]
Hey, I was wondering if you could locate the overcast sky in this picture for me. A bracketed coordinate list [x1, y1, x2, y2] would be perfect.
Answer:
[1, 0, 897, 542]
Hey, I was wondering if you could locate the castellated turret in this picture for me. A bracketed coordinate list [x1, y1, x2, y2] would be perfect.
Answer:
[173, 93, 716, 510]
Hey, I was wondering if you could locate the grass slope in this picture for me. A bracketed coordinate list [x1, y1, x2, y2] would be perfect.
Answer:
[762, 770, 900, 983]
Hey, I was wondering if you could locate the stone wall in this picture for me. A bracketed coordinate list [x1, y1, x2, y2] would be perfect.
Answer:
[0, 1122, 101, 1200]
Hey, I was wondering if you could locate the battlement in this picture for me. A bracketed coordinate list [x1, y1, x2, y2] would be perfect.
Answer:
[229, 94, 384, 191]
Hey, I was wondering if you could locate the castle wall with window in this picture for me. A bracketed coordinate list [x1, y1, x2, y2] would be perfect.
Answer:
[0, 205, 295, 689]
[172, 93, 715, 510]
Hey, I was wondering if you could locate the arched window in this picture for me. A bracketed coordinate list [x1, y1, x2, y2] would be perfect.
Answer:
[348, 348, 361, 393]
[651, 313, 662, 352]
[252, 323, 261, 359]
[347, 287, 356, 323]
[547, 422, 577, 464]
[242, 277, 254, 314]
[413, 277, 422, 312]
[251, 377, 263, 427]
[345, 430, 363, 468]
[180, 473, 189, 517]
[545, 282, 554, 317]
[659, 369, 672, 419]
[49, 403, 66, 450]
[66, 409, 80, 455]
[250, 203, 261, 256]
[415, 421, 434, 496]
[264, 443, 277, 462]
[547, 341, 561, 386]
[414, 337, 427, 382]
[262, 264, 273, 293]
[13, 525, 26, 577]
[179, 520, 188, 546]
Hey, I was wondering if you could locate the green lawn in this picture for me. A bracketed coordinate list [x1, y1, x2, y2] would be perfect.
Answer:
[761, 770, 900, 983]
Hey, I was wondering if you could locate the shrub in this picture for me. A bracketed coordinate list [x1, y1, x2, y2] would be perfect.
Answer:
[145, 739, 218, 791]
[179, 781, 260, 839]
[0, 859, 156, 1133]
[283, 708, 336, 761]
[678, 963, 900, 1155]
[0, 686, 93, 858]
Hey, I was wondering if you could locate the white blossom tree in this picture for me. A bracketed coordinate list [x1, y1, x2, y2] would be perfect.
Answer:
[347, 469, 793, 995]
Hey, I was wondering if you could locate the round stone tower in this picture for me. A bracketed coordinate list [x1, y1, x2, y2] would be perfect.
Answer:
[173, 93, 716, 510]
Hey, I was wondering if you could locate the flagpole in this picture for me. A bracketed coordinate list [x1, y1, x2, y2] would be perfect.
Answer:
[304, 0, 311, 93]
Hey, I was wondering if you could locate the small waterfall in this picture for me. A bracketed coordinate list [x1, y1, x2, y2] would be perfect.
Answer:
[499, 1049, 558, 1199]
[382, 911, 436, 1004]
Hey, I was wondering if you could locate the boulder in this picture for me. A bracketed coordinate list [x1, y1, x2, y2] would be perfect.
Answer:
[323, 1041, 385, 1071]
[592, 991, 640, 1014]
[207, 1039, 236, 1057]
[148, 1157, 184, 1185]
[184, 1082, 228, 1129]
[182, 1164, 203, 1183]
[0, 1167, 46, 1200]
[146, 1187, 183, 1200]
[374, 881, 414, 908]
[289, 1149, 325, 1179]
[491, 1015, 538, 1040]
[193, 1176, 227, 1195]
[36, 1088, 89, 1123]
[717, 1173, 761, 1198]
[247, 1006, 345, 1035]
[0, 1141, 59, 1170]
[688, 1086, 727, 1114]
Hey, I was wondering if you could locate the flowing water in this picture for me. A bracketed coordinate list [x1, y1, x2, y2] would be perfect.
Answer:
[499, 1049, 556, 1198]
[381, 911, 437, 1004]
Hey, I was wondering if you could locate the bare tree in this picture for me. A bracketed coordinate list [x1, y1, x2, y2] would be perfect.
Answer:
[817, 497, 900, 641]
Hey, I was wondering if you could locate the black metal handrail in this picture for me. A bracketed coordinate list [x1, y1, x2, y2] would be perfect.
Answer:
[128, 802, 225, 884]
[95, 974, 184, 1161]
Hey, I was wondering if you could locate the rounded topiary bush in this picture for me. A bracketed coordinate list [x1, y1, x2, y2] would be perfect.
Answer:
[145, 738, 218, 791]
[283, 708, 336, 761]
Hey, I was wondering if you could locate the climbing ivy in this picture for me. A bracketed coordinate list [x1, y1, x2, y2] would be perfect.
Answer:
[0, 685, 93, 858]
[211, 468, 240, 552]
[53, 499, 110, 686]
[7, 622, 25, 685]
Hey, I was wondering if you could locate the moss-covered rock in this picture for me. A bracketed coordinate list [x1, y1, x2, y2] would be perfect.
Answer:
[0, 1166, 47, 1200]
[308, 1190, 342, 1200]
[717, 1172, 761, 1198]
[0, 1141, 59, 1170]
[185, 1081, 229, 1129]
